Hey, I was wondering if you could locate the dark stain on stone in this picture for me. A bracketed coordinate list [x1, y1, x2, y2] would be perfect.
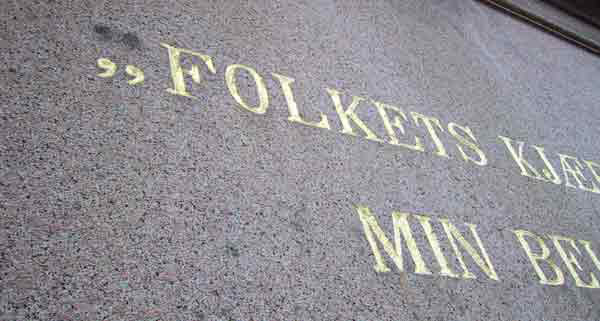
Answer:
[121, 32, 141, 49]
[93, 24, 141, 50]
[194, 311, 205, 320]
[93, 24, 112, 40]
[225, 244, 240, 257]
[8, 68, 16, 73]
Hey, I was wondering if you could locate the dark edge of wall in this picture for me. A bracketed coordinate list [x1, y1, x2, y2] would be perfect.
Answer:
[478, 0, 600, 56]
[543, 0, 600, 30]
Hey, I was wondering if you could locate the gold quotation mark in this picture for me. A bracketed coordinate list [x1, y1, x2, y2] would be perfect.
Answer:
[125, 65, 144, 85]
[97, 58, 117, 78]
[96, 57, 145, 85]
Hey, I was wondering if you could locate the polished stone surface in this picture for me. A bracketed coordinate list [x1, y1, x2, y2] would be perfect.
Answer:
[1, 1, 600, 320]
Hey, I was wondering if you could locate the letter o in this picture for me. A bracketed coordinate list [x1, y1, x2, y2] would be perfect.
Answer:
[225, 64, 269, 114]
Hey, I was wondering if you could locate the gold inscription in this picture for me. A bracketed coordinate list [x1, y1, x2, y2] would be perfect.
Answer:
[97, 58, 117, 78]
[125, 65, 145, 85]
[558, 154, 600, 193]
[356, 206, 600, 289]
[225, 64, 270, 114]
[93, 42, 600, 292]
[97, 41, 600, 197]
[372, 101, 424, 152]
[498, 136, 560, 183]
[550, 235, 600, 288]
[513, 229, 565, 286]
[448, 123, 487, 166]
[356, 206, 431, 274]
[584, 160, 600, 187]
[440, 218, 499, 280]
[326, 88, 383, 142]
[411, 112, 449, 158]
[272, 73, 331, 130]
[161, 43, 216, 99]
[356, 206, 499, 281]
[355, 206, 600, 289]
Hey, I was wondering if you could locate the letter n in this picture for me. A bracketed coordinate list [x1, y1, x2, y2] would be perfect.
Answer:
[355, 206, 431, 275]
[439, 219, 500, 281]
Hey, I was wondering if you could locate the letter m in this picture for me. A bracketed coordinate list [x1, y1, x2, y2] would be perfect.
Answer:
[356, 206, 431, 275]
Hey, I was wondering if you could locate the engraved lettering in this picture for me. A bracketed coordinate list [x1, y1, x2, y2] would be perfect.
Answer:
[439, 219, 499, 280]
[447, 123, 487, 166]
[225, 64, 270, 114]
[584, 160, 600, 187]
[326, 88, 383, 142]
[272, 73, 331, 130]
[97, 58, 117, 78]
[372, 101, 424, 151]
[413, 214, 459, 278]
[125, 65, 144, 85]
[355, 206, 431, 274]
[550, 235, 600, 288]
[498, 136, 561, 183]
[513, 229, 564, 286]
[580, 240, 600, 273]
[558, 154, 600, 193]
[161, 43, 216, 99]
[411, 112, 449, 158]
